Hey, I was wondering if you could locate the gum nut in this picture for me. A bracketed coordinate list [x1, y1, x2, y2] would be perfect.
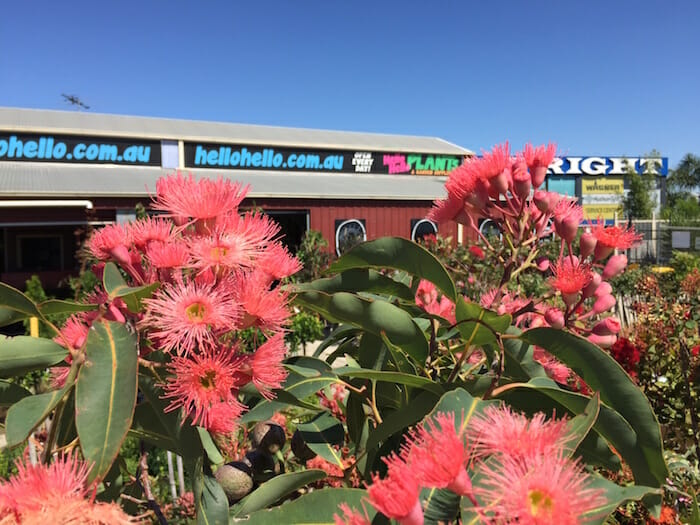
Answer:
[244, 450, 277, 482]
[252, 420, 286, 454]
[291, 429, 317, 462]
[215, 462, 254, 503]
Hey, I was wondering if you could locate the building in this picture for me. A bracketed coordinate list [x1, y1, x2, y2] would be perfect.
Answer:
[0, 108, 471, 291]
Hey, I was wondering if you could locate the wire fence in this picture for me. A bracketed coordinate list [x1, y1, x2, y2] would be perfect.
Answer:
[611, 214, 700, 264]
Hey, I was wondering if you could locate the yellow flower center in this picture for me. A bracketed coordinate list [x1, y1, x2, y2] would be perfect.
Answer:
[199, 370, 217, 389]
[185, 302, 207, 322]
[528, 489, 553, 517]
[210, 246, 228, 261]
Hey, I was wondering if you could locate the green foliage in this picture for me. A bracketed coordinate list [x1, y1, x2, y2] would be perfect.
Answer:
[286, 310, 325, 353]
[623, 160, 655, 220]
[293, 229, 333, 282]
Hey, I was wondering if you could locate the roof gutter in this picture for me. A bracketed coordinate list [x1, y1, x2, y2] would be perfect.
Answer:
[0, 200, 94, 209]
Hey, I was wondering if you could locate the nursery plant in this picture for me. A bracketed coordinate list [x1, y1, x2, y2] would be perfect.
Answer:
[0, 144, 684, 523]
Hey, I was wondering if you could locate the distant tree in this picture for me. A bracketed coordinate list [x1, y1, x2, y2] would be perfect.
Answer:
[662, 154, 700, 225]
[623, 154, 655, 220]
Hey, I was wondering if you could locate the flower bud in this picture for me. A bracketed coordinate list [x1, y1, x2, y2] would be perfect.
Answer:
[533, 190, 552, 213]
[592, 316, 621, 335]
[593, 294, 616, 314]
[593, 243, 614, 261]
[544, 308, 565, 329]
[511, 159, 531, 199]
[594, 282, 613, 298]
[536, 257, 550, 272]
[579, 232, 597, 259]
[587, 333, 617, 348]
[602, 254, 628, 280]
[555, 217, 580, 244]
[582, 272, 602, 298]
[531, 165, 548, 189]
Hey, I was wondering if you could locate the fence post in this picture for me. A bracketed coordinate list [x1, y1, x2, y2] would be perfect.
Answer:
[167, 451, 178, 501]
[651, 211, 657, 262]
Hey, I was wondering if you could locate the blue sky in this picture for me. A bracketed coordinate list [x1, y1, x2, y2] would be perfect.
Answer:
[1, 1, 698, 166]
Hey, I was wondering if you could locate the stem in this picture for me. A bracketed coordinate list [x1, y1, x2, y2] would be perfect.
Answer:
[42, 361, 80, 463]
[369, 381, 383, 424]
[447, 344, 473, 384]
[138, 441, 168, 525]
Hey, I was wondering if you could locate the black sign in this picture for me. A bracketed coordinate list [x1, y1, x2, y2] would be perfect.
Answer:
[0, 133, 161, 166]
[184, 142, 462, 176]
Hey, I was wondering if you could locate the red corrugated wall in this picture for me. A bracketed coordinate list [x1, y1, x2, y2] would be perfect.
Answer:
[252, 198, 459, 254]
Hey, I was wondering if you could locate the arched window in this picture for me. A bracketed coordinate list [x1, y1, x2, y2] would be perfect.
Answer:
[411, 218, 438, 242]
[335, 219, 367, 256]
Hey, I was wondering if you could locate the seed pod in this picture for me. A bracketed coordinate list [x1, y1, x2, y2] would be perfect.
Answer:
[291, 429, 316, 462]
[244, 450, 283, 483]
[214, 462, 253, 503]
[251, 420, 286, 454]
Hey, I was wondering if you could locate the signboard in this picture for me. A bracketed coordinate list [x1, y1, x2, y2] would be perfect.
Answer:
[581, 176, 624, 195]
[582, 203, 624, 221]
[183, 142, 462, 176]
[548, 156, 668, 177]
[0, 133, 161, 166]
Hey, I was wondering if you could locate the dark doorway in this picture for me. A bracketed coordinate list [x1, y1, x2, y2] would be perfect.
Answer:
[266, 211, 309, 253]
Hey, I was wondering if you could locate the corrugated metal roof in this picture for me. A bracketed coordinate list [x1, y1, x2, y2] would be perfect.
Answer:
[0, 107, 472, 155]
[0, 163, 448, 201]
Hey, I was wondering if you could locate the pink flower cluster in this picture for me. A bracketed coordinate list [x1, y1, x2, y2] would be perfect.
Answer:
[0, 452, 133, 524]
[336, 406, 605, 525]
[53, 173, 301, 434]
[427, 143, 642, 375]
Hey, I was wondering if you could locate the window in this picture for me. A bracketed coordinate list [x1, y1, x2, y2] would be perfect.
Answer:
[411, 219, 438, 242]
[335, 219, 366, 256]
[16, 235, 63, 271]
[478, 219, 501, 238]
[161, 140, 180, 169]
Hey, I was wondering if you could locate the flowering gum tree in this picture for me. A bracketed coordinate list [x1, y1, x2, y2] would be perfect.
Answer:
[0, 154, 669, 523]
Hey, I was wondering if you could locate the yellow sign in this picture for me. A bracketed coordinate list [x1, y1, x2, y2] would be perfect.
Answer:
[583, 203, 624, 221]
[581, 177, 624, 195]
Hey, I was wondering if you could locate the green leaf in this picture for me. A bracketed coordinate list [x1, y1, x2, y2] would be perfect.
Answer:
[364, 390, 440, 476]
[137, 375, 204, 459]
[197, 427, 225, 466]
[232, 488, 374, 524]
[0, 282, 42, 324]
[335, 366, 444, 396]
[102, 262, 159, 311]
[328, 237, 457, 301]
[231, 469, 328, 518]
[193, 457, 229, 525]
[0, 307, 30, 327]
[690, 491, 700, 525]
[563, 391, 600, 457]
[312, 324, 361, 358]
[455, 297, 512, 347]
[295, 290, 428, 363]
[0, 379, 31, 406]
[422, 487, 461, 524]
[296, 413, 345, 467]
[240, 364, 338, 424]
[76, 320, 138, 482]
[5, 385, 69, 447]
[581, 476, 661, 524]
[0, 336, 68, 378]
[501, 327, 547, 381]
[295, 268, 415, 301]
[38, 299, 98, 316]
[520, 328, 668, 489]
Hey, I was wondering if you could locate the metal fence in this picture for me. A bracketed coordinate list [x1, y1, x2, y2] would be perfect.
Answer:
[611, 214, 700, 263]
